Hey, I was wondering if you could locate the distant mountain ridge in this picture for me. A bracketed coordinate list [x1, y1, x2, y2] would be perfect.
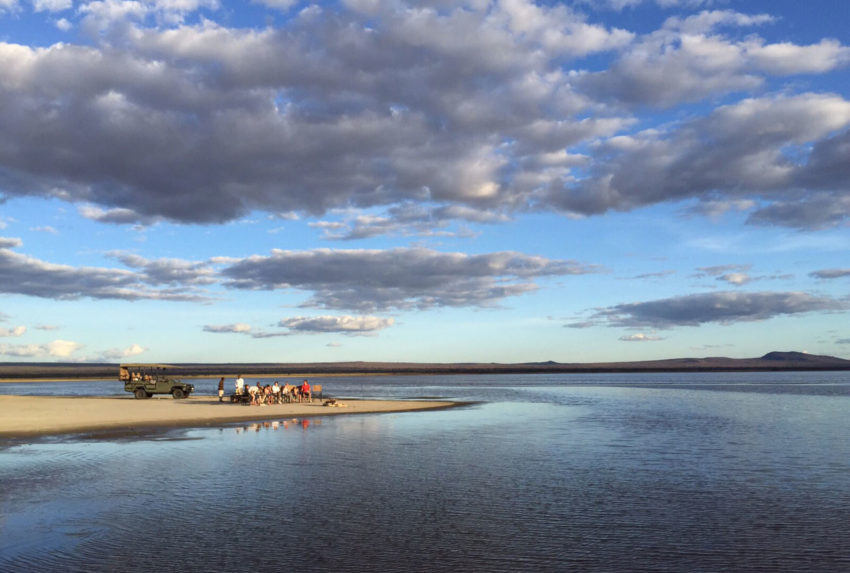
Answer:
[760, 351, 840, 363]
[1, 351, 849, 380]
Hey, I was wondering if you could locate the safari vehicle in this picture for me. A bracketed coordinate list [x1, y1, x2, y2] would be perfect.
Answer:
[120, 364, 194, 399]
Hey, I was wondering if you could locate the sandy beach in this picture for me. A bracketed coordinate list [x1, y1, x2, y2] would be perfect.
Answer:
[0, 395, 459, 438]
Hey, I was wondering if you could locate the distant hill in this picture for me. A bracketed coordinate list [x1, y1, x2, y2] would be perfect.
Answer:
[1, 351, 849, 380]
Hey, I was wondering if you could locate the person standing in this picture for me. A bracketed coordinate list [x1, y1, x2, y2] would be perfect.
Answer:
[218, 377, 225, 402]
[235, 374, 245, 395]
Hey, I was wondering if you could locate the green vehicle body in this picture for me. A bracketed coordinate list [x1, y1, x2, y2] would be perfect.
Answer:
[120, 363, 194, 399]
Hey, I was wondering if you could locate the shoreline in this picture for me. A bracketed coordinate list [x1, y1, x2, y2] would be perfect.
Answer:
[0, 395, 462, 439]
[1, 352, 848, 382]
[0, 373, 391, 383]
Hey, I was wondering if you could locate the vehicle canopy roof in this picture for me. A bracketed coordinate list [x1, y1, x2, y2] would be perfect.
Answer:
[120, 363, 175, 369]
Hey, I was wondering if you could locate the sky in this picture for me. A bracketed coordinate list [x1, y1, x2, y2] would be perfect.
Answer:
[0, 0, 848, 364]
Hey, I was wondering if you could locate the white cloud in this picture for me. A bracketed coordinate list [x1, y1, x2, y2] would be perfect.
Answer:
[30, 226, 58, 234]
[0, 1, 846, 240]
[78, 0, 219, 30]
[110, 252, 216, 285]
[32, 0, 72, 12]
[0, 237, 211, 301]
[0, 339, 83, 358]
[79, 206, 160, 226]
[718, 273, 751, 286]
[47, 339, 84, 357]
[99, 343, 147, 360]
[810, 268, 850, 280]
[745, 38, 850, 75]
[220, 247, 599, 311]
[252, 0, 297, 11]
[549, 93, 850, 229]
[694, 264, 752, 286]
[585, 0, 716, 10]
[0, 1, 629, 227]
[0, 325, 26, 337]
[203, 316, 393, 337]
[278, 315, 394, 334]
[619, 332, 664, 341]
[593, 291, 847, 328]
[203, 323, 253, 334]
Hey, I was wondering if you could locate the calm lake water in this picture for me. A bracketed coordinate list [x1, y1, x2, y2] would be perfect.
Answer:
[2, 372, 849, 572]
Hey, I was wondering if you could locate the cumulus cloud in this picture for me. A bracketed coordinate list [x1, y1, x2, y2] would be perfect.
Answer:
[203, 323, 253, 334]
[578, 10, 778, 108]
[0, 1, 846, 238]
[0, 325, 26, 337]
[0, 339, 83, 358]
[278, 315, 394, 335]
[745, 38, 850, 75]
[0, 237, 210, 301]
[584, 0, 716, 9]
[312, 203, 508, 241]
[30, 226, 58, 234]
[694, 264, 752, 286]
[0, 1, 630, 228]
[810, 268, 850, 279]
[78, 0, 219, 30]
[203, 316, 392, 336]
[1, 237, 594, 311]
[110, 252, 216, 286]
[548, 93, 850, 229]
[619, 332, 664, 341]
[591, 291, 847, 328]
[252, 0, 297, 11]
[747, 193, 850, 230]
[220, 247, 598, 311]
[32, 0, 72, 12]
[717, 273, 751, 286]
[79, 205, 161, 226]
[99, 343, 147, 360]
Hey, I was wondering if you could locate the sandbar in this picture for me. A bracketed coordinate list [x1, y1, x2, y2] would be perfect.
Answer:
[0, 395, 459, 438]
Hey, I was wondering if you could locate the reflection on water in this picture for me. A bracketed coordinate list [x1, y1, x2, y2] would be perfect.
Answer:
[2, 372, 850, 572]
[233, 417, 321, 433]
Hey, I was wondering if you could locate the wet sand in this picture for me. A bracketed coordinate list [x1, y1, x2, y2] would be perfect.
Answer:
[0, 395, 459, 438]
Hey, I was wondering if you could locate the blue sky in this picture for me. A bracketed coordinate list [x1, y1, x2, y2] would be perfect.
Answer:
[0, 0, 848, 363]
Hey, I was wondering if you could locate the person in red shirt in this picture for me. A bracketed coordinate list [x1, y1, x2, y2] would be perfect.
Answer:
[301, 380, 311, 403]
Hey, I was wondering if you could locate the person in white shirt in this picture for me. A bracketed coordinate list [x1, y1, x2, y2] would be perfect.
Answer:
[235, 375, 245, 395]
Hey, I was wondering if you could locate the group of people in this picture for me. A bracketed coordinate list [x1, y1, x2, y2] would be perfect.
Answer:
[219, 375, 312, 405]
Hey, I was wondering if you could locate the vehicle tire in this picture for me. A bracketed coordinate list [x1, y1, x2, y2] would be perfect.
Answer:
[172, 388, 185, 399]
[134, 388, 148, 400]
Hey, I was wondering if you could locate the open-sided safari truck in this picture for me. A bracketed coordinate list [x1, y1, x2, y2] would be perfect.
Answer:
[120, 364, 195, 399]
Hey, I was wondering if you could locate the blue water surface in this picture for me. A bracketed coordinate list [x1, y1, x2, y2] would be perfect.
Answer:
[1, 371, 849, 572]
